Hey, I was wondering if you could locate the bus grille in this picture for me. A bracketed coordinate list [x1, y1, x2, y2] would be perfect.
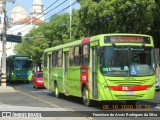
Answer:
[109, 79, 149, 86]
[115, 94, 145, 99]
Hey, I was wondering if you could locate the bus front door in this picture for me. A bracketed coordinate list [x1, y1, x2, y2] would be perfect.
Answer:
[92, 47, 98, 98]
[63, 52, 69, 95]
[47, 54, 52, 90]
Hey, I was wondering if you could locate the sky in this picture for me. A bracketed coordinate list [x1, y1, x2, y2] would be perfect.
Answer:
[6, 0, 80, 21]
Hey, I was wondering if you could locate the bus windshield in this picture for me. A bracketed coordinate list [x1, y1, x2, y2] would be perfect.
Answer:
[100, 46, 154, 76]
[13, 60, 32, 70]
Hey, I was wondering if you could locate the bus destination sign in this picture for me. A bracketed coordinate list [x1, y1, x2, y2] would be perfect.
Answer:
[104, 36, 150, 44]
[14, 56, 31, 59]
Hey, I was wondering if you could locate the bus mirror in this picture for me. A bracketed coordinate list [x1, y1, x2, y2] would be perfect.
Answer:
[96, 46, 100, 56]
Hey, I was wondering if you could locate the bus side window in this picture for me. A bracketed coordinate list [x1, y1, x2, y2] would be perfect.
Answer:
[82, 44, 89, 65]
[55, 51, 59, 67]
[69, 47, 74, 66]
[52, 51, 56, 67]
[74, 46, 81, 66]
[57, 50, 62, 67]
[44, 53, 47, 68]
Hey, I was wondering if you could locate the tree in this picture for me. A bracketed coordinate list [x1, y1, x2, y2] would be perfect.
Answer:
[14, 12, 80, 71]
[78, 0, 160, 47]
[79, 0, 155, 35]
[150, 2, 160, 47]
[14, 0, 160, 69]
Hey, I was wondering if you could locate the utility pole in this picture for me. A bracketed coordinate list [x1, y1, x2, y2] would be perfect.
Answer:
[0, 0, 7, 87]
[0, 0, 15, 87]
[70, 0, 72, 39]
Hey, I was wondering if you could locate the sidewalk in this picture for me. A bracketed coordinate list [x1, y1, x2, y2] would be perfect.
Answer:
[0, 87, 89, 120]
[0, 86, 15, 92]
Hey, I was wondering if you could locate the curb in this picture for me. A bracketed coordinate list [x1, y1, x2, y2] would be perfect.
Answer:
[0, 86, 15, 92]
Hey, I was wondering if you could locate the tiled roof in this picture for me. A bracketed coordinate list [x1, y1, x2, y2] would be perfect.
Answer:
[15, 16, 44, 24]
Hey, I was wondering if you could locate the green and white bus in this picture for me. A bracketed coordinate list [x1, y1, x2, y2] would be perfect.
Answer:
[6, 55, 33, 83]
[43, 33, 156, 106]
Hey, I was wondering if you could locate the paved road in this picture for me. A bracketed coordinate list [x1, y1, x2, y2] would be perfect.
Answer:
[0, 82, 160, 120]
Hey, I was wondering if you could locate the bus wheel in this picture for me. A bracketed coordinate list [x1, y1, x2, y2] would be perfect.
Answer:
[82, 86, 92, 107]
[54, 83, 60, 98]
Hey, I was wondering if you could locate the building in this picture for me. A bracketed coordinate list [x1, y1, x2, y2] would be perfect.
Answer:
[0, 0, 44, 58]
[31, 0, 44, 22]
[7, 0, 44, 36]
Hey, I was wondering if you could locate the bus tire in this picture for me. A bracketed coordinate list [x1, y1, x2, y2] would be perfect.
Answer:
[82, 86, 92, 107]
[54, 83, 61, 98]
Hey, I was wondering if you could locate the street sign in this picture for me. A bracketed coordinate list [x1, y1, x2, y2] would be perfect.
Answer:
[6, 34, 22, 43]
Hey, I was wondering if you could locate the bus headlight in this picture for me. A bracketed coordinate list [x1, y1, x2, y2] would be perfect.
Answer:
[146, 85, 153, 91]
[11, 72, 16, 76]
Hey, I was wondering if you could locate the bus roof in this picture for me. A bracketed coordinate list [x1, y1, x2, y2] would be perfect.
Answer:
[44, 39, 82, 53]
[7, 55, 32, 60]
[44, 33, 153, 53]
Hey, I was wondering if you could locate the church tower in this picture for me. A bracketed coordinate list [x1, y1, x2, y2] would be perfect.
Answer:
[30, 0, 44, 21]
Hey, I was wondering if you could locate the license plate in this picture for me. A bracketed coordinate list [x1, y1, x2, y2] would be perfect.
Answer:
[126, 91, 134, 95]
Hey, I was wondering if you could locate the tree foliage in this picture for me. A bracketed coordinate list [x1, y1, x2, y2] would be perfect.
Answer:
[15, 0, 160, 70]
[15, 26, 50, 71]
[79, 0, 155, 35]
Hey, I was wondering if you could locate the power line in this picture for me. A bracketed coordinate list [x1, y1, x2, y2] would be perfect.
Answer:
[31, 0, 59, 20]
[44, 0, 68, 18]
[18, 0, 78, 34]
[44, 0, 77, 22]
[30, 0, 68, 25]
[7, 0, 60, 33]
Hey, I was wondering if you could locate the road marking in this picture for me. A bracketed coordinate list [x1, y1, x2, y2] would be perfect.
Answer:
[0, 90, 17, 93]
[31, 90, 51, 93]
[16, 89, 93, 120]
[17, 90, 61, 108]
